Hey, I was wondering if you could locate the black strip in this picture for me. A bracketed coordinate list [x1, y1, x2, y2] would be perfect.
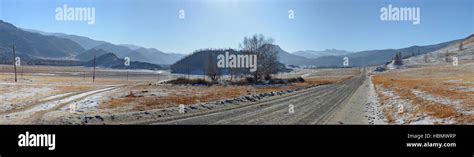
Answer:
[0, 125, 473, 156]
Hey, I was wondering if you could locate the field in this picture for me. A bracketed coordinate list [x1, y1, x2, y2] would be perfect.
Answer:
[0, 65, 359, 124]
[372, 61, 474, 124]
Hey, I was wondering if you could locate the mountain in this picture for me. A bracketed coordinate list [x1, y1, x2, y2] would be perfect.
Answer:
[21, 23, 184, 65]
[52, 33, 107, 50]
[132, 47, 185, 65]
[23, 29, 108, 50]
[270, 45, 315, 65]
[308, 40, 458, 67]
[119, 44, 142, 50]
[91, 43, 134, 58]
[83, 53, 163, 70]
[272, 40, 457, 67]
[76, 49, 109, 61]
[0, 20, 85, 58]
[90, 43, 184, 65]
[293, 49, 353, 59]
[404, 34, 474, 66]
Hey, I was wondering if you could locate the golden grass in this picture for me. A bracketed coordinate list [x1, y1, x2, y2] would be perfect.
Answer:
[100, 71, 357, 110]
[372, 63, 474, 124]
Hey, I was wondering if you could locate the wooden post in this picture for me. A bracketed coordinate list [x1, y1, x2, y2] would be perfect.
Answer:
[156, 69, 159, 82]
[12, 45, 17, 83]
[93, 55, 96, 82]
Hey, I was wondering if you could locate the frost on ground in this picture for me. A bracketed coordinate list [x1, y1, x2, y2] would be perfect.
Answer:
[374, 82, 467, 124]
[372, 63, 474, 124]
[0, 85, 52, 112]
[366, 76, 386, 124]
[61, 88, 118, 113]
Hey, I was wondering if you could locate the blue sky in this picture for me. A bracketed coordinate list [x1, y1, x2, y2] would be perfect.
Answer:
[1, 0, 473, 54]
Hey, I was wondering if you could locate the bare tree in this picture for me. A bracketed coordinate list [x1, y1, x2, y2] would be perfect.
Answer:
[206, 53, 220, 81]
[239, 34, 277, 81]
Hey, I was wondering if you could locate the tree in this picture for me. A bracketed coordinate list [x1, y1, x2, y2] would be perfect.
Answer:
[394, 52, 403, 66]
[424, 54, 429, 63]
[445, 50, 451, 62]
[206, 53, 220, 81]
[239, 34, 277, 81]
[459, 40, 463, 51]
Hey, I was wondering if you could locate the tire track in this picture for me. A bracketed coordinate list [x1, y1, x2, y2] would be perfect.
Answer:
[148, 68, 367, 125]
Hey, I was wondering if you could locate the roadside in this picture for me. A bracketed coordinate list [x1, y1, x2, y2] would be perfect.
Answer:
[325, 68, 386, 124]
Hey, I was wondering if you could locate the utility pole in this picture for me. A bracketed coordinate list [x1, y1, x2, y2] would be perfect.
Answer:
[187, 63, 190, 80]
[12, 45, 17, 83]
[124, 57, 130, 81]
[156, 69, 160, 82]
[93, 55, 96, 82]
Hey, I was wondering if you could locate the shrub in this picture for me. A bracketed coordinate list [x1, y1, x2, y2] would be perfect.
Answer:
[167, 77, 213, 86]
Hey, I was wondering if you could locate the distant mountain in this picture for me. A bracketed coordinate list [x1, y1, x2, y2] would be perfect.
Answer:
[270, 45, 315, 65]
[76, 49, 109, 61]
[119, 44, 142, 50]
[133, 47, 185, 65]
[293, 49, 353, 59]
[308, 40, 458, 67]
[91, 43, 133, 58]
[20, 22, 184, 65]
[0, 20, 85, 58]
[90, 43, 184, 65]
[23, 29, 108, 50]
[83, 53, 163, 70]
[52, 33, 107, 50]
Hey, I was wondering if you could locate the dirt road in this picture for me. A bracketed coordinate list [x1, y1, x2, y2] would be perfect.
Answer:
[147, 68, 368, 125]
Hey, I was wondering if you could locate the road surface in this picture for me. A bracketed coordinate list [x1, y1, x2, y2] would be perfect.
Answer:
[147, 68, 367, 125]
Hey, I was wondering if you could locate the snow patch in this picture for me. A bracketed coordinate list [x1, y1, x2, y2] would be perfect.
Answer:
[412, 89, 463, 106]
[366, 76, 386, 124]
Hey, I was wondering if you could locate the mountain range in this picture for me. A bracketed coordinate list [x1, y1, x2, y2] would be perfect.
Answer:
[0, 21, 84, 58]
[293, 49, 353, 59]
[11, 20, 184, 66]
[276, 41, 457, 67]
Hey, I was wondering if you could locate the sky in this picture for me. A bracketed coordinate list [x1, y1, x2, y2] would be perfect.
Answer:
[0, 0, 473, 54]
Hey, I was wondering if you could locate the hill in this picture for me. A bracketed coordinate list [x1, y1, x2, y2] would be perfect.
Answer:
[171, 49, 290, 75]
[293, 49, 353, 59]
[0, 20, 84, 58]
[83, 53, 163, 70]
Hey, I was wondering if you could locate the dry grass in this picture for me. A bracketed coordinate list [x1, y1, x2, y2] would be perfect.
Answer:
[372, 63, 474, 124]
[100, 69, 359, 111]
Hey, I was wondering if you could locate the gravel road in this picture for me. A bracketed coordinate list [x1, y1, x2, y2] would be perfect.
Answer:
[148, 68, 368, 125]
